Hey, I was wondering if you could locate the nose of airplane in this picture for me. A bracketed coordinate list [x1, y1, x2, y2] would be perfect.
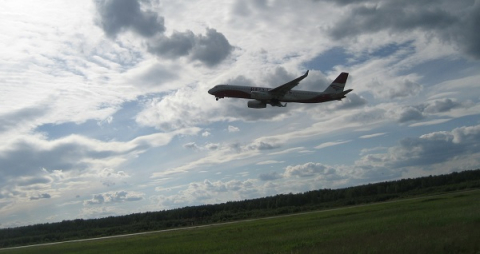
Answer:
[208, 86, 217, 95]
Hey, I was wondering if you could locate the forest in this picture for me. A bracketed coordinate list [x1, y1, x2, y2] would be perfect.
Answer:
[1, 169, 480, 248]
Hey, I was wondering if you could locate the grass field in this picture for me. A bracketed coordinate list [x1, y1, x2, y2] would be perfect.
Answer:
[2, 190, 480, 254]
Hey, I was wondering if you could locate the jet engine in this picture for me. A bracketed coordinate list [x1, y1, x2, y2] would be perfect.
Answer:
[248, 100, 267, 108]
[251, 91, 272, 100]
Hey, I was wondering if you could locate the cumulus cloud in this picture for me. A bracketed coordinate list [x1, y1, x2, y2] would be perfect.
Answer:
[368, 78, 423, 100]
[0, 129, 197, 205]
[147, 28, 234, 67]
[247, 141, 281, 151]
[94, 0, 233, 66]
[0, 130, 191, 179]
[356, 124, 480, 170]
[327, 0, 480, 59]
[421, 98, 461, 113]
[330, 93, 367, 110]
[228, 125, 240, 132]
[156, 179, 260, 207]
[384, 98, 468, 123]
[183, 142, 200, 150]
[205, 143, 220, 150]
[396, 106, 425, 123]
[84, 191, 144, 205]
[284, 162, 336, 178]
[94, 0, 165, 38]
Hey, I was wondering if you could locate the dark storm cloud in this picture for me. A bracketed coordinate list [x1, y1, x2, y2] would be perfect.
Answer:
[94, 0, 165, 38]
[327, 0, 480, 59]
[148, 28, 234, 67]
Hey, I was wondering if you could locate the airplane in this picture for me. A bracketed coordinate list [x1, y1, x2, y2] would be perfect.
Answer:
[208, 70, 352, 108]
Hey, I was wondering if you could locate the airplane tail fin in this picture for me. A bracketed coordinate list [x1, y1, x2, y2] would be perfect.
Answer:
[323, 72, 349, 93]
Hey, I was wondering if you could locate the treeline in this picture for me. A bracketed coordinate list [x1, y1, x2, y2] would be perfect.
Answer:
[2, 169, 480, 248]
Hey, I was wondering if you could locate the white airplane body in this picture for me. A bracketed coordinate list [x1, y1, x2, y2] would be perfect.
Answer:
[208, 70, 352, 108]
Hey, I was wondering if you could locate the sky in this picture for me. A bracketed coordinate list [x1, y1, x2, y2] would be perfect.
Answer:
[1, 0, 480, 228]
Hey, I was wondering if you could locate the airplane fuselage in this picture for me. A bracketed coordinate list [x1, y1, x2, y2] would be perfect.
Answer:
[208, 71, 351, 108]
[208, 85, 351, 103]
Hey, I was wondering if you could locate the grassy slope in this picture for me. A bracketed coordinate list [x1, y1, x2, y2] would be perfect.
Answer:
[3, 190, 480, 254]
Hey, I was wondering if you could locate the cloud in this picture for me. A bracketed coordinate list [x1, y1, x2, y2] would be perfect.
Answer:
[124, 62, 178, 91]
[0, 106, 49, 134]
[315, 140, 351, 150]
[259, 172, 283, 181]
[94, 0, 165, 38]
[151, 138, 282, 178]
[135, 68, 308, 132]
[205, 143, 220, 150]
[356, 124, 480, 170]
[147, 28, 234, 67]
[421, 98, 461, 113]
[0, 128, 198, 203]
[330, 93, 367, 110]
[284, 162, 336, 178]
[396, 106, 425, 123]
[29, 193, 51, 201]
[368, 78, 423, 100]
[256, 160, 284, 165]
[359, 133, 386, 139]
[228, 125, 240, 132]
[384, 98, 468, 123]
[156, 179, 260, 207]
[247, 141, 281, 151]
[183, 142, 200, 150]
[327, 0, 480, 59]
[84, 191, 144, 205]
[95, 1, 233, 66]
[328, 1, 457, 39]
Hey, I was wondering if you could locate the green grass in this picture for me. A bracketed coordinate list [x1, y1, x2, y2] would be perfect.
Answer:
[3, 190, 480, 254]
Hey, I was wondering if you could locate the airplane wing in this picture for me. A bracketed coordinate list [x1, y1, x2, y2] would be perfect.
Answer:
[268, 70, 309, 98]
